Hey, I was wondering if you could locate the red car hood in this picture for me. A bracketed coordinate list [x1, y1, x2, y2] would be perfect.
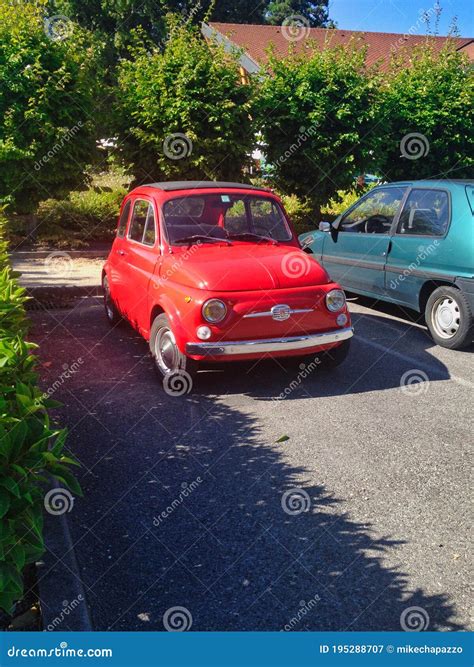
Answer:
[161, 244, 329, 291]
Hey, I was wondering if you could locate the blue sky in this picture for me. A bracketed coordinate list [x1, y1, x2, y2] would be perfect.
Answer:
[328, 0, 473, 37]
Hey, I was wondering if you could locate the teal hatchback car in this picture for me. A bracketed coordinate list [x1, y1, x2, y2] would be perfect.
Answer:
[301, 180, 474, 350]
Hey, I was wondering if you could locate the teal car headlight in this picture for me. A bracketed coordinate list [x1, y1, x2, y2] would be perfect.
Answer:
[326, 289, 346, 312]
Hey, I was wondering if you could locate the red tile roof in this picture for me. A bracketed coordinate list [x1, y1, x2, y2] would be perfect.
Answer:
[208, 22, 473, 71]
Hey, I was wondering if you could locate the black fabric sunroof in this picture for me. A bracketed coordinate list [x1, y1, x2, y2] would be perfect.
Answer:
[142, 181, 269, 191]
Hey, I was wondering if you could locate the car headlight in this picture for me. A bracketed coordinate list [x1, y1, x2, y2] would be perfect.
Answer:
[325, 289, 346, 312]
[202, 299, 227, 323]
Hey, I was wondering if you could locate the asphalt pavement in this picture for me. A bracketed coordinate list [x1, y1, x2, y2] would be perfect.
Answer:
[28, 295, 473, 632]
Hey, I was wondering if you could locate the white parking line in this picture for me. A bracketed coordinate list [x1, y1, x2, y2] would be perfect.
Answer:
[358, 337, 474, 390]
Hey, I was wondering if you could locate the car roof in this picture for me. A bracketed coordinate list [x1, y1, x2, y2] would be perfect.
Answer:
[375, 179, 474, 188]
[142, 181, 271, 192]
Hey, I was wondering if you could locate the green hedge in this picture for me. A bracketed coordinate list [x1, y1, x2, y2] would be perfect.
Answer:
[0, 223, 81, 613]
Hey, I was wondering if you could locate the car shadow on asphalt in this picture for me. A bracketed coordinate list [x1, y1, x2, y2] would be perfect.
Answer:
[194, 316, 452, 401]
[29, 301, 465, 631]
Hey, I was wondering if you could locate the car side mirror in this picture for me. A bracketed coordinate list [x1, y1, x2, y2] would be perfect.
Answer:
[300, 234, 314, 250]
[319, 221, 331, 232]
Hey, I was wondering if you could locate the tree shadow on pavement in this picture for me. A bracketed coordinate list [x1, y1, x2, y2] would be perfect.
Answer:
[29, 302, 464, 632]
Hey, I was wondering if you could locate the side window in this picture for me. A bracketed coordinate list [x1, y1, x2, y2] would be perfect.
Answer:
[117, 200, 131, 238]
[143, 205, 156, 246]
[129, 200, 156, 244]
[339, 187, 406, 234]
[397, 189, 449, 236]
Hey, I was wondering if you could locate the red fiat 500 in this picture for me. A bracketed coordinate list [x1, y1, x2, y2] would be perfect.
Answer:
[102, 181, 353, 384]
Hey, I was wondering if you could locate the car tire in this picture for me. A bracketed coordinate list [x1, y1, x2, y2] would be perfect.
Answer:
[425, 286, 473, 350]
[320, 338, 352, 369]
[102, 275, 122, 326]
[149, 314, 198, 389]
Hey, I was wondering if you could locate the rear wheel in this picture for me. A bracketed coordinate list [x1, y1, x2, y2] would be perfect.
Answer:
[149, 314, 198, 391]
[425, 286, 473, 350]
[102, 275, 122, 326]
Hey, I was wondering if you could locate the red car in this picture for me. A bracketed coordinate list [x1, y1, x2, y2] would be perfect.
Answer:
[102, 181, 353, 386]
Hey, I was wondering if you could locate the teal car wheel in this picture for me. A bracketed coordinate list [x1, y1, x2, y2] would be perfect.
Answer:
[425, 286, 473, 350]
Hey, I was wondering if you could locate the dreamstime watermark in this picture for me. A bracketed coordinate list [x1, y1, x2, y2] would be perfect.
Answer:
[400, 369, 430, 396]
[388, 240, 439, 290]
[153, 243, 201, 287]
[35, 121, 84, 171]
[391, 5, 438, 51]
[153, 477, 203, 527]
[163, 606, 193, 631]
[275, 124, 318, 167]
[45, 596, 84, 631]
[44, 251, 74, 277]
[40, 358, 84, 402]
[281, 251, 312, 279]
[281, 488, 311, 515]
[400, 133, 430, 160]
[400, 606, 430, 631]
[163, 133, 193, 160]
[273, 357, 322, 400]
[163, 369, 193, 396]
[44, 488, 74, 515]
[281, 15, 310, 42]
[282, 594, 321, 630]
[44, 15, 74, 41]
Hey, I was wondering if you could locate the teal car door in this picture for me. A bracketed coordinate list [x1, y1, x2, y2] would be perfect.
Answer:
[385, 187, 453, 310]
[321, 186, 406, 295]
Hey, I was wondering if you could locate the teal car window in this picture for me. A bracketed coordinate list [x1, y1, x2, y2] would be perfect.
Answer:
[397, 189, 449, 237]
[338, 187, 406, 234]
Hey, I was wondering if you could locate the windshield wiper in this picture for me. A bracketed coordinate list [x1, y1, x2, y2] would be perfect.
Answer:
[173, 234, 232, 246]
[227, 232, 278, 245]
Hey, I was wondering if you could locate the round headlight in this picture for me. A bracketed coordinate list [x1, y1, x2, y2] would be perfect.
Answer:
[326, 289, 346, 312]
[202, 299, 227, 323]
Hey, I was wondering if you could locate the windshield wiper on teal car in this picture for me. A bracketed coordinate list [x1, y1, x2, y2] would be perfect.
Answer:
[227, 232, 278, 245]
[173, 235, 232, 246]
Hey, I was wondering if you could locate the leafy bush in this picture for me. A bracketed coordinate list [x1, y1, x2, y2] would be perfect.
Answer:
[377, 43, 473, 180]
[0, 0, 104, 214]
[0, 221, 80, 613]
[321, 184, 377, 218]
[115, 19, 255, 182]
[255, 40, 381, 220]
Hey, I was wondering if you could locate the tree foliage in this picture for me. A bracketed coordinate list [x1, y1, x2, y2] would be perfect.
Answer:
[0, 0, 103, 213]
[115, 20, 255, 182]
[376, 43, 473, 181]
[255, 42, 380, 218]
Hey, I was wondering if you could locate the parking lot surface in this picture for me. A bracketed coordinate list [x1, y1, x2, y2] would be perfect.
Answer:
[29, 296, 473, 631]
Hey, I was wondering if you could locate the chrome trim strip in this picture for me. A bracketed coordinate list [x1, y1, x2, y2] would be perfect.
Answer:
[186, 327, 353, 356]
[243, 307, 314, 319]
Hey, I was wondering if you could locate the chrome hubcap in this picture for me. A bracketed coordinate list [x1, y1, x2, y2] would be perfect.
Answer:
[432, 297, 460, 339]
[155, 327, 179, 374]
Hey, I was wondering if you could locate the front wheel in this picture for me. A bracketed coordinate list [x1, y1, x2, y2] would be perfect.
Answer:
[149, 314, 198, 391]
[102, 275, 122, 326]
[425, 286, 473, 350]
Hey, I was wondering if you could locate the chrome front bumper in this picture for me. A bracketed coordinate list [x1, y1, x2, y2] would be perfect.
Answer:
[186, 327, 353, 357]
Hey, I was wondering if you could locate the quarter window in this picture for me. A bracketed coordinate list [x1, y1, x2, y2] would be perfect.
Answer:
[128, 200, 156, 245]
[117, 200, 131, 238]
[338, 187, 406, 234]
[397, 189, 449, 236]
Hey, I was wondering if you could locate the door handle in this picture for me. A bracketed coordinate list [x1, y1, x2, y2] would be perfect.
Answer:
[116, 249, 126, 256]
[382, 240, 392, 257]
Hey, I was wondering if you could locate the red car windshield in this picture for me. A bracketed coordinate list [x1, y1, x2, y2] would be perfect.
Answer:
[162, 194, 292, 244]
